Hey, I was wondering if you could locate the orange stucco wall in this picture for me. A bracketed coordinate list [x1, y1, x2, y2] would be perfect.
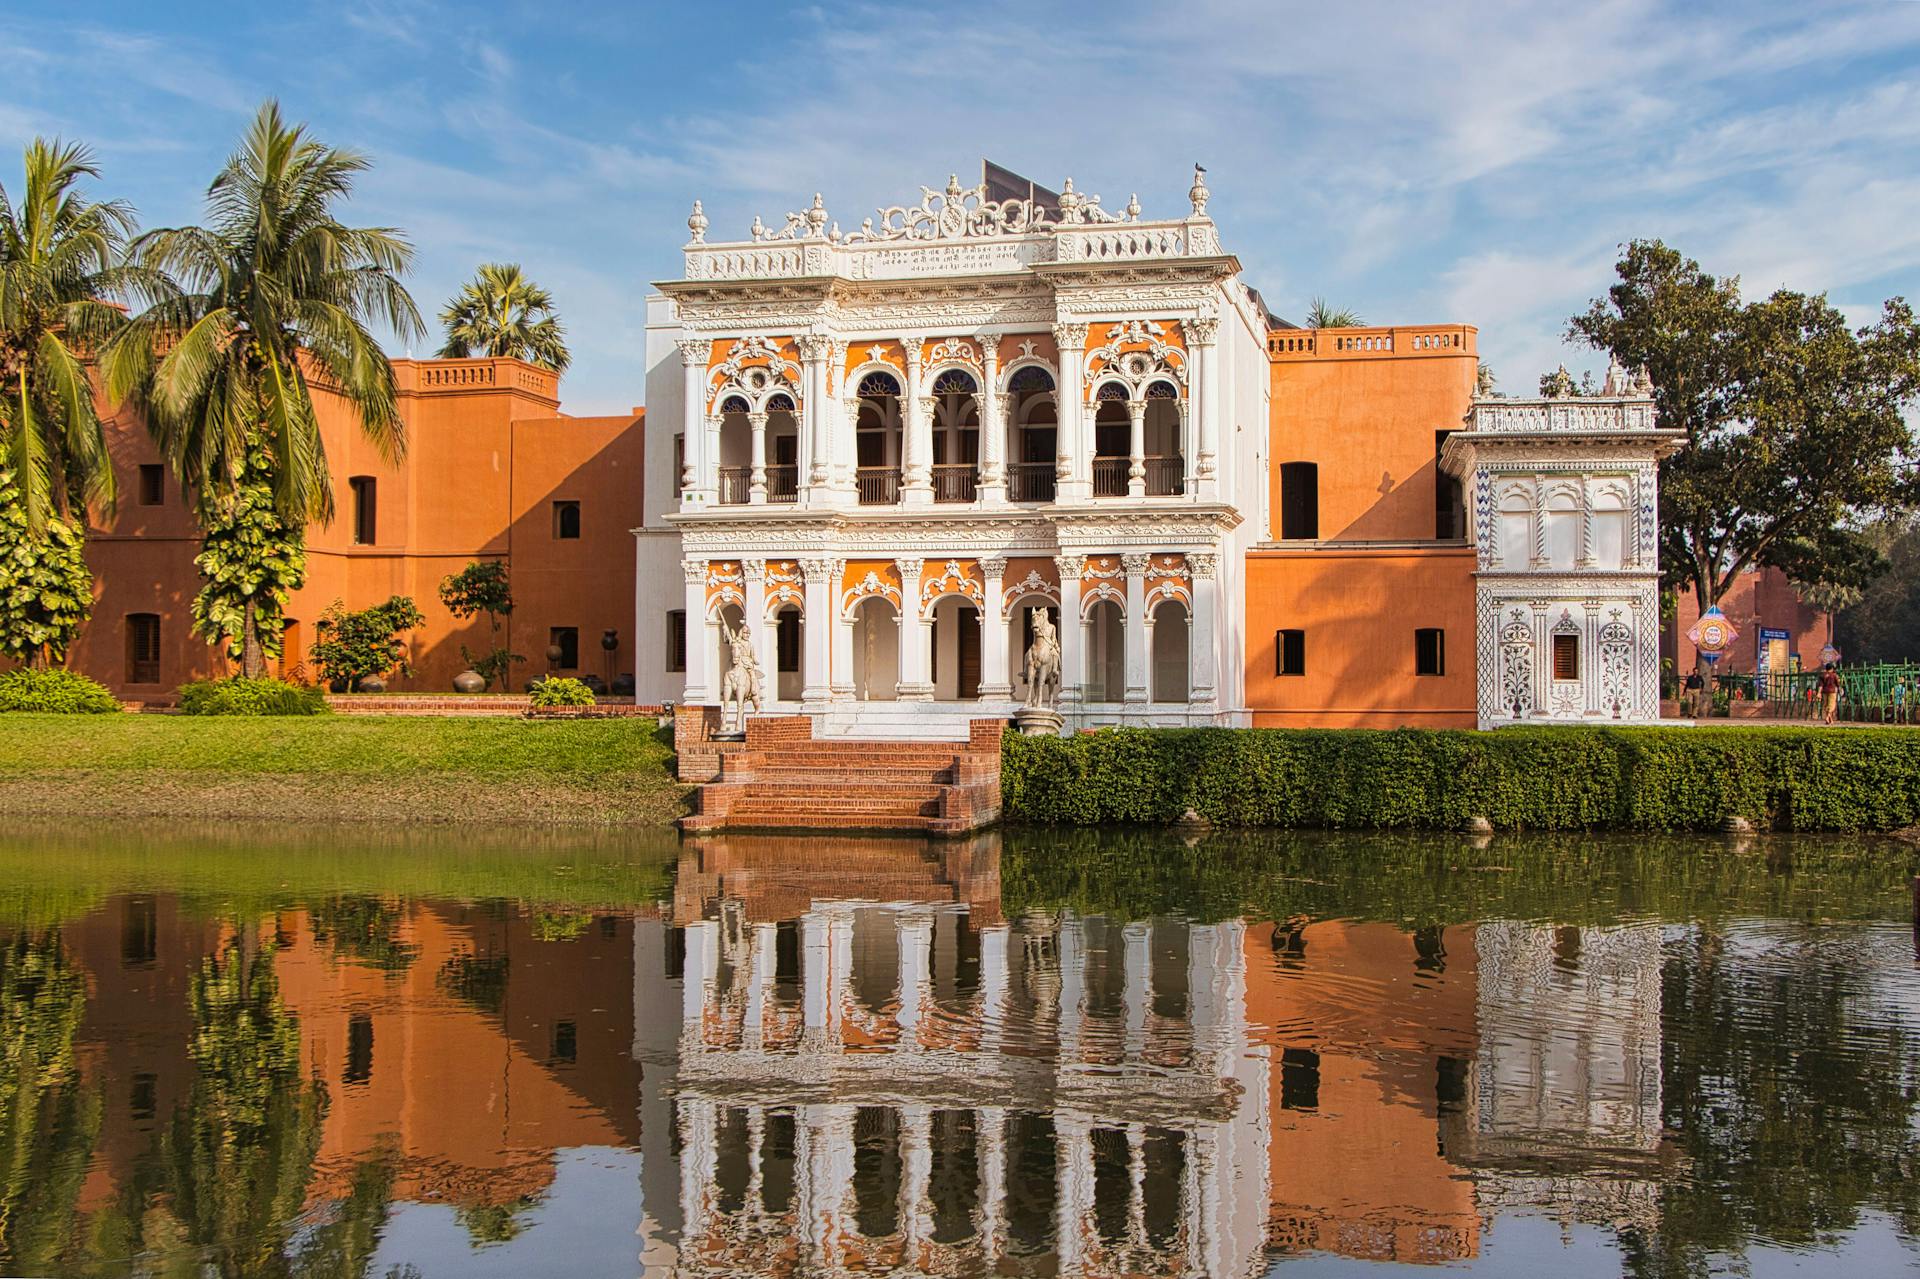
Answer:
[1244, 548, 1478, 726]
[68, 357, 642, 696]
[1268, 327, 1478, 542]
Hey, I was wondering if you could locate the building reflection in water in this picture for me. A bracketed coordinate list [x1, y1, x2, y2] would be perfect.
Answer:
[17, 831, 1700, 1277]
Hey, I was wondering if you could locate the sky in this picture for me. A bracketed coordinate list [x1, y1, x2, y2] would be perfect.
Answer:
[4, 0, 1919, 414]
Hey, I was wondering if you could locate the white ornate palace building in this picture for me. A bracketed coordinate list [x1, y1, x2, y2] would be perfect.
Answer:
[635, 166, 1682, 733]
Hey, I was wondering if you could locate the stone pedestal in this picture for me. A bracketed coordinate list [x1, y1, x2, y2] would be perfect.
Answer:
[1012, 707, 1064, 737]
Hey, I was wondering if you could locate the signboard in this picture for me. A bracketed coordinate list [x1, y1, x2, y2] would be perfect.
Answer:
[1688, 606, 1738, 666]
[1757, 627, 1790, 678]
[1819, 643, 1842, 667]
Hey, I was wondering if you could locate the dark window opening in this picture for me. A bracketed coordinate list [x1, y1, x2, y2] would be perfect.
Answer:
[667, 610, 687, 672]
[1435, 430, 1464, 538]
[1416, 628, 1445, 676]
[138, 464, 165, 506]
[130, 1072, 157, 1123]
[1281, 1048, 1321, 1111]
[349, 476, 377, 545]
[550, 627, 579, 670]
[553, 500, 581, 539]
[1275, 629, 1305, 677]
[344, 1014, 373, 1085]
[551, 1019, 577, 1065]
[776, 610, 800, 674]
[672, 434, 684, 488]
[664, 926, 685, 980]
[127, 613, 160, 685]
[1553, 633, 1580, 681]
[1279, 462, 1319, 540]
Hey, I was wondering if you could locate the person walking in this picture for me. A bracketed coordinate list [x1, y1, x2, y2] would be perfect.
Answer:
[1894, 676, 1911, 726]
[1819, 664, 1842, 726]
[1684, 669, 1705, 719]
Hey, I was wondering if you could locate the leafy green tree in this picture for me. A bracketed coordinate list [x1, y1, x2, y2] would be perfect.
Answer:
[0, 929, 98, 1275]
[437, 263, 570, 373]
[0, 140, 160, 534]
[1304, 297, 1361, 329]
[0, 466, 92, 665]
[108, 101, 422, 678]
[1833, 512, 1920, 662]
[189, 441, 306, 670]
[1569, 241, 1920, 685]
[309, 595, 424, 691]
[439, 560, 520, 690]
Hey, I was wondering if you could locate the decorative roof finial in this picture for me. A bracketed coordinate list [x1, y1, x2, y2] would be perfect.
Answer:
[806, 192, 828, 237]
[1125, 193, 1141, 221]
[687, 199, 708, 244]
[749, 213, 765, 239]
[1058, 177, 1084, 224]
[1189, 165, 1210, 218]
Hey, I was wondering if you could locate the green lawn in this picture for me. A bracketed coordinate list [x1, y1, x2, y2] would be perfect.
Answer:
[0, 713, 689, 826]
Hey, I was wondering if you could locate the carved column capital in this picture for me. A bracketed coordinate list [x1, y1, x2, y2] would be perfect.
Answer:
[1188, 552, 1218, 579]
[676, 337, 711, 367]
[742, 558, 766, 582]
[682, 558, 709, 586]
[1120, 553, 1151, 576]
[974, 334, 1000, 366]
[895, 558, 925, 586]
[747, 410, 769, 427]
[1052, 322, 1089, 350]
[1185, 317, 1220, 345]
[798, 556, 834, 582]
[1054, 554, 1085, 582]
[796, 333, 832, 362]
[980, 554, 1008, 578]
[902, 341, 923, 371]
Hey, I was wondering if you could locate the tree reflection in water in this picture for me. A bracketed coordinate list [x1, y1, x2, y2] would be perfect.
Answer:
[0, 928, 97, 1275]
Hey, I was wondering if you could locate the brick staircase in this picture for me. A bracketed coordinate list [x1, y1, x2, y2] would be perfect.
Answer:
[675, 708, 1003, 836]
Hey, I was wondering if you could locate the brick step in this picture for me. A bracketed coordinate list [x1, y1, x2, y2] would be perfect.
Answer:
[709, 813, 940, 833]
[756, 768, 956, 785]
[730, 796, 942, 817]
[759, 751, 968, 768]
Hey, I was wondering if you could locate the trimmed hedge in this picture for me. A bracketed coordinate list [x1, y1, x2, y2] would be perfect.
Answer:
[528, 676, 595, 708]
[179, 676, 328, 716]
[1001, 726, 1920, 832]
[0, 668, 120, 714]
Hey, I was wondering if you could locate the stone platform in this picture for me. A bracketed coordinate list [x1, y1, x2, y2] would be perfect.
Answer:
[674, 707, 1004, 836]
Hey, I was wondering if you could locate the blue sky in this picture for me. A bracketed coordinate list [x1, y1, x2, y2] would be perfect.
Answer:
[4, 0, 1919, 413]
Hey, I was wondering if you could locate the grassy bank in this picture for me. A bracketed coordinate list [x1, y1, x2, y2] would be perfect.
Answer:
[1004, 725, 1920, 832]
[0, 714, 689, 826]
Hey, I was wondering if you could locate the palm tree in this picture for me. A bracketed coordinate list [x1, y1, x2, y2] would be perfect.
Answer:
[109, 102, 422, 676]
[1305, 298, 1362, 329]
[437, 262, 570, 372]
[0, 140, 156, 532]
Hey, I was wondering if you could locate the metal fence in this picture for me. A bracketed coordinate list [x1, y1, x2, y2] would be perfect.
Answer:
[1709, 661, 1920, 722]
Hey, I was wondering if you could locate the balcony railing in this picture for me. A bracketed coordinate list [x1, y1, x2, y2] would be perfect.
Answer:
[857, 467, 901, 505]
[718, 466, 750, 505]
[1092, 458, 1130, 497]
[1008, 463, 1056, 504]
[766, 464, 798, 503]
[1143, 455, 1185, 496]
[932, 464, 977, 503]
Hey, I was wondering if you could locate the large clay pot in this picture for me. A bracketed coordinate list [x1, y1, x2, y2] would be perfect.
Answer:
[452, 670, 486, 694]
[356, 674, 387, 694]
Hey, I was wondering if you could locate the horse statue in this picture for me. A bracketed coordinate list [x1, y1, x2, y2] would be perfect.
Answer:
[1024, 610, 1061, 708]
[719, 619, 764, 732]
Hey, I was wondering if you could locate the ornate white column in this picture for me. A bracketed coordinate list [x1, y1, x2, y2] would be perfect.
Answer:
[829, 559, 854, 699]
[800, 557, 832, 706]
[1123, 921, 1151, 1058]
[705, 412, 722, 501]
[979, 923, 1010, 1052]
[977, 333, 1006, 505]
[677, 337, 711, 507]
[1055, 1112, 1095, 1274]
[1058, 912, 1085, 1060]
[1189, 314, 1221, 499]
[902, 342, 932, 505]
[1189, 552, 1218, 710]
[894, 559, 933, 700]
[682, 559, 712, 704]
[799, 334, 832, 502]
[979, 555, 1010, 699]
[900, 1104, 934, 1259]
[800, 909, 829, 1041]
[1122, 552, 1150, 704]
[1126, 399, 1148, 498]
[977, 1105, 1008, 1264]
[682, 919, 719, 1034]
[1057, 555, 1084, 708]
[829, 339, 852, 498]
[747, 412, 769, 505]
[742, 559, 771, 697]
[745, 921, 776, 1052]
[1053, 322, 1089, 501]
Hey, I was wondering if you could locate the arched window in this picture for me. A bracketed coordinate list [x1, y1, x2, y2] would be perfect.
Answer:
[857, 371, 901, 398]
[931, 369, 977, 396]
[1144, 379, 1177, 400]
[1008, 366, 1053, 395]
[1544, 489, 1580, 568]
[720, 394, 751, 414]
[1593, 487, 1629, 569]
[1279, 462, 1319, 540]
[766, 392, 795, 412]
[1498, 491, 1532, 568]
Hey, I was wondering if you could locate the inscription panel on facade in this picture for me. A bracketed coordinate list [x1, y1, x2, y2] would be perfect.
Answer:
[853, 240, 1048, 279]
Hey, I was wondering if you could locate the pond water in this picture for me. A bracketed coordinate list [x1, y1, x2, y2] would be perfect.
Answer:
[2, 821, 1918, 1278]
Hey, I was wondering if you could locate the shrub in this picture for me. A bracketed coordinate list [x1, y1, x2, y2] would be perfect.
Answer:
[440, 561, 521, 690]
[528, 677, 595, 708]
[0, 667, 120, 714]
[1001, 725, 1920, 833]
[178, 676, 328, 716]
[310, 596, 425, 690]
